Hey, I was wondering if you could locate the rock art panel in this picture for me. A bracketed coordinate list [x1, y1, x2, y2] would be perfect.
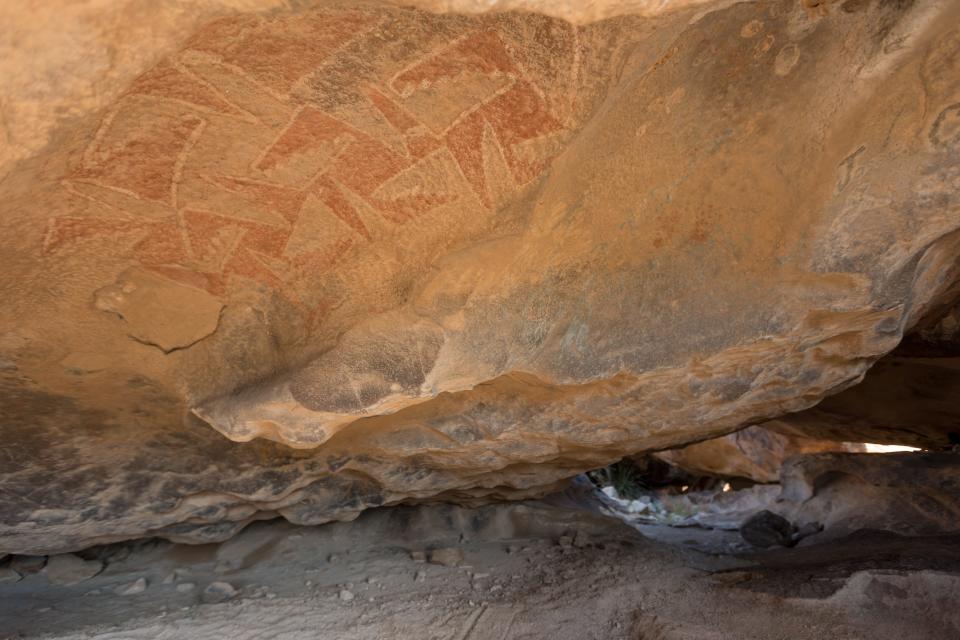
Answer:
[0, 0, 293, 179]
[0, 0, 959, 553]
[41, 8, 576, 321]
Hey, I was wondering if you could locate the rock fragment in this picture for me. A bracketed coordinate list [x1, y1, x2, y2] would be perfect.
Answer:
[44, 554, 103, 586]
[428, 548, 464, 567]
[115, 577, 148, 595]
[0, 567, 22, 583]
[10, 555, 46, 574]
[572, 531, 591, 548]
[740, 511, 795, 548]
[202, 581, 238, 603]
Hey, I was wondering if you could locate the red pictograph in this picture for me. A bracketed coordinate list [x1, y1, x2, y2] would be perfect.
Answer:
[44, 11, 571, 315]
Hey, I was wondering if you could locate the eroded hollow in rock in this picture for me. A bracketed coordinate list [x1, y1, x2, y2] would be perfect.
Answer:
[1, 0, 959, 636]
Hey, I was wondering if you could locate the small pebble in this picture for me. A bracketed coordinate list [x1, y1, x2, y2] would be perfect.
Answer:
[415, 570, 427, 582]
[176, 582, 196, 593]
[409, 550, 427, 563]
[339, 589, 354, 601]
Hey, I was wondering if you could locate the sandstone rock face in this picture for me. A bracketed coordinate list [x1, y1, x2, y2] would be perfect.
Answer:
[0, 0, 291, 180]
[776, 452, 960, 539]
[764, 354, 960, 449]
[1, 0, 959, 553]
[653, 425, 858, 483]
[764, 303, 960, 449]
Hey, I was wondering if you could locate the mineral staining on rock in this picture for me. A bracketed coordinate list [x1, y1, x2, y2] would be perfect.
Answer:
[0, 0, 959, 553]
[44, 9, 575, 306]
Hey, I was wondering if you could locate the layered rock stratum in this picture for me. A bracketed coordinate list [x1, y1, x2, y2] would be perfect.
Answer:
[652, 425, 858, 483]
[1, 0, 958, 553]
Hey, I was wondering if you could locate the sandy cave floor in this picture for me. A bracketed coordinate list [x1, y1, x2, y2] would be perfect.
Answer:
[2, 497, 959, 640]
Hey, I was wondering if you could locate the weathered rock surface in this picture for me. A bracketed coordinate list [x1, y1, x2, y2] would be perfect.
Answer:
[653, 425, 858, 483]
[764, 306, 960, 449]
[115, 577, 148, 596]
[0, 568, 22, 584]
[657, 451, 960, 539]
[1, 0, 959, 553]
[605, 451, 960, 543]
[764, 355, 960, 449]
[0, 0, 291, 180]
[826, 570, 960, 639]
[43, 553, 104, 586]
[9, 555, 46, 575]
[776, 451, 960, 540]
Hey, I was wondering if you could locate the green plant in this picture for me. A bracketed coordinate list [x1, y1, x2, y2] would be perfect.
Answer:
[589, 459, 648, 499]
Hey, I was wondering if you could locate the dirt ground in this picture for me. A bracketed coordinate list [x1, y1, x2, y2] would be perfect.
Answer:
[2, 493, 959, 640]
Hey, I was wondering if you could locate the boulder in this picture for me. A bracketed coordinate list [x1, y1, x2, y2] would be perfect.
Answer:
[1, 0, 959, 553]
